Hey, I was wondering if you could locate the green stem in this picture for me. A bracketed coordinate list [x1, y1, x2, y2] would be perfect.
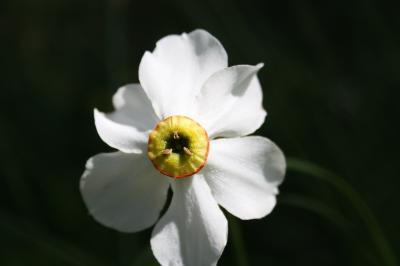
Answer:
[228, 215, 249, 266]
[287, 157, 397, 266]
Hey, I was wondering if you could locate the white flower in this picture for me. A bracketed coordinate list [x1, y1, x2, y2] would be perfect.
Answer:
[80, 29, 286, 266]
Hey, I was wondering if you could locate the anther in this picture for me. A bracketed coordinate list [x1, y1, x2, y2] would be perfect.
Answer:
[183, 147, 193, 156]
[173, 131, 180, 139]
[161, 148, 172, 155]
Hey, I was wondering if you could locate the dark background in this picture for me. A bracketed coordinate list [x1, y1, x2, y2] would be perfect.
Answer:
[1, 0, 399, 265]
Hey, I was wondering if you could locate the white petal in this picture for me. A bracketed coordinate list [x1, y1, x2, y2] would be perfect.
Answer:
[112, 83, 160, 126]
[151, 176, 227, 266]
[80, 152, 169, 232]
[204, 136, 286, 220]
[94, 84, 159, 153]
[196, 64, 266, 138]
[139, 29, 228, 118]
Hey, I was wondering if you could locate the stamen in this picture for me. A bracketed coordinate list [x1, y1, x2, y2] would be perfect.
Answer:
[183, 147, 193, 156]
[173, 131, 180, 139]
[161, 148, 172, 155]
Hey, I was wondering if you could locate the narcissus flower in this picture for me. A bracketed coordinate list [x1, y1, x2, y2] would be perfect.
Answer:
[80, 29, 285, 266]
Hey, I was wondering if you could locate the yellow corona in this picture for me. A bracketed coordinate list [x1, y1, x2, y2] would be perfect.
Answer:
[147, 116, 209, 178]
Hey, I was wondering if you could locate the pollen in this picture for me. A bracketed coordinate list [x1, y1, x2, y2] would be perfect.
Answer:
[147, 116, 209, 178]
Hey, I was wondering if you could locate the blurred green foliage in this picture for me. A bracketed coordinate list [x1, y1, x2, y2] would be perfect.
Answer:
[0, 0, 399, 265]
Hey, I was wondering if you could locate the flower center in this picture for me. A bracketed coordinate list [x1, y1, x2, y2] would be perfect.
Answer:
[147, 116, 209, 178]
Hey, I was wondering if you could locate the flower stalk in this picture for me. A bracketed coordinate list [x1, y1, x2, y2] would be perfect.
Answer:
[229, 214, 250, 266]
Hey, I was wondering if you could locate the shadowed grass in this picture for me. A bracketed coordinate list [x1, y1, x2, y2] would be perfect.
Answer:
[287, 157, 397, 266]
[280, 193, 351, 230]
[0, 211, 109, 266]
